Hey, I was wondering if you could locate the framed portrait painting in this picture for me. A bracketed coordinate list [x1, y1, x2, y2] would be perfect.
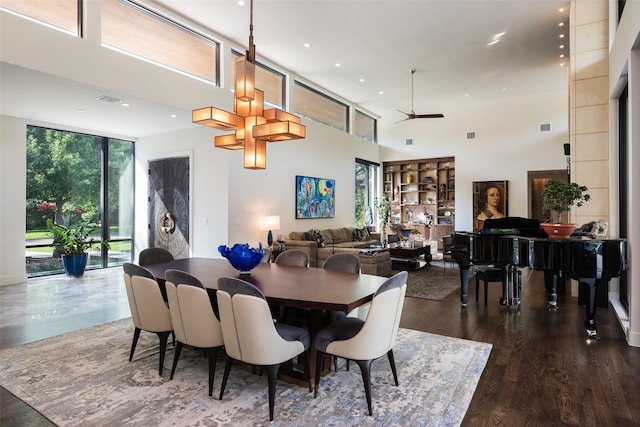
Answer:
[473, 180, 508, 228]
[296, 175, 335, 219]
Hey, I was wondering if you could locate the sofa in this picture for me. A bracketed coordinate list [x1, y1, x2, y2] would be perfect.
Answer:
[282, 227, 392, 276]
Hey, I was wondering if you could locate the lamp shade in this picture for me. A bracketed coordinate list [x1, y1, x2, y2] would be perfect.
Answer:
[259, 216, 280, 231]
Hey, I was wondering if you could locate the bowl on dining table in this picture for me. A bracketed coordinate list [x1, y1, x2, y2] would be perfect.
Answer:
[218, 243, 264, 274]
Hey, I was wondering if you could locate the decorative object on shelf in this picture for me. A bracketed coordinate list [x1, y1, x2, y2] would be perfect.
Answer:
[541, 179, 590, 238]
[259, 215, 280, 246]
[191, 0, 305, 170]
[406, 174, 414, 184]
[422, 176, 435, 183]
[218, 243, 265, 274]
[46, 218, 110, 277]
[296, 175, 335, 218]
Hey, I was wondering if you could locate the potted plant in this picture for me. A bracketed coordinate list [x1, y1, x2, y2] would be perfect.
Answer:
[46, 218, 109, 277]
[541, 179, 591, 238]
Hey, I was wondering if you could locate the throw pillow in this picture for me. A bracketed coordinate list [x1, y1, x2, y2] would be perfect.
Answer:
[352, 227, 372, 242]
[308, 229, 326, 247]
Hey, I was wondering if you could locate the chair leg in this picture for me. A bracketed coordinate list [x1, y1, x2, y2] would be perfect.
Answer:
[129, 327, 141, 362]
[157, 331, 171, 376]
[208, 347, 219, 397]
[265, 364, 280, 421]
[219, 357, 234, 400]
[170, 341, 184, 380]
[475, 275, 480, 302]
[300, 350, 312, 392]
[386, 349, 399, 386]
[314, 351, 326, 398]
[353, 359, 374, 416]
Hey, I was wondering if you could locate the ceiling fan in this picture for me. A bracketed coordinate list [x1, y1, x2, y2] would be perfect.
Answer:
[396, 69, 444, 124]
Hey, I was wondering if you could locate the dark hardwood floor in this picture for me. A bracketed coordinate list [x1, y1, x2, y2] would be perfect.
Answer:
[1, 267, 639, 426]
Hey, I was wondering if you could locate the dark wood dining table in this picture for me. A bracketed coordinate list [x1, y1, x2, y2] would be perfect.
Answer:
[143, 257, 389, 381]
[143, 257, 387, 313]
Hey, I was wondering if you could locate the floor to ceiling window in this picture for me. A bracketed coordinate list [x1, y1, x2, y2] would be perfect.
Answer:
[25, 126, 134, 276]
[355, 158, 379, 229]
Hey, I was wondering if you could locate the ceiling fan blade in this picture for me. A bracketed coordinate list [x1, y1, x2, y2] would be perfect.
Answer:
[394, 117, 411, 125]
[413, 114, 445, 119]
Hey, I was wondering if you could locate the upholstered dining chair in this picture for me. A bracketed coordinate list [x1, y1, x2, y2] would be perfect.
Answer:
[216, 277, 312, 421]
[322, 253, 361, 274]
[274, 249, 309, 267]
[313, 271, 408, 416]
[165, 269, 224, 397]
[322, 253, 362, 371]
[139, 247, 174, 266]
[122, 262, 173, 376]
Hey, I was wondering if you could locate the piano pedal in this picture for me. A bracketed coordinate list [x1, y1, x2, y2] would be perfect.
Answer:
[547, 301, 558, 310]
[499, 298, 507, 305]
[586, 329, 600, 340]
[460, 303, 468, 309]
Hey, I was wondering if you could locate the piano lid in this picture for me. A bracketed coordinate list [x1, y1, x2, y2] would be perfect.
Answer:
[481, 217, 547, 238]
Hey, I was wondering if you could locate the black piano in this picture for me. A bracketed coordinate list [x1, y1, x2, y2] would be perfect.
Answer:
[450, 217, 627, 339]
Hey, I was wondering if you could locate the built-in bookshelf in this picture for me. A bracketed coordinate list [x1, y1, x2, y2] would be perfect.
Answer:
[382, 157, 455, 227]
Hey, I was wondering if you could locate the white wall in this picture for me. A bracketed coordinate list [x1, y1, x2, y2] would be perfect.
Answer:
[380, 89, 569, 231]
[0, 115, 28, 285]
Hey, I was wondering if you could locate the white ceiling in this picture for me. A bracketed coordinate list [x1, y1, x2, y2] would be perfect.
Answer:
[0, 0, 571, 140]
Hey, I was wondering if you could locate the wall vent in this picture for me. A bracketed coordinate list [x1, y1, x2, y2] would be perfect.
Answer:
[466, 131, 476, 140]
[96, 95, 122, 104]
[405, 138, 413, 145]
[540, 123, 552, 132]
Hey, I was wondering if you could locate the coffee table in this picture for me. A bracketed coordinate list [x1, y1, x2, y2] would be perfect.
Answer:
[387, 245, 431, 269]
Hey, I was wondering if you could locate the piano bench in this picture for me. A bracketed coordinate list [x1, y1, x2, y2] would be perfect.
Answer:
[475, 268, 506, 306]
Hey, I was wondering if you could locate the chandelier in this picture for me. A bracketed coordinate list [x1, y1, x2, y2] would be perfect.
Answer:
[192, 0, 306, 170]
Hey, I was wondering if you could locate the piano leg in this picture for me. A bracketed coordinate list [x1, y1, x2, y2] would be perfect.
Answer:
[543, 270, 558, 309]
[459, 267, 470, 307]
[503, 266, 522, 307]
[582, 278, 600, 340]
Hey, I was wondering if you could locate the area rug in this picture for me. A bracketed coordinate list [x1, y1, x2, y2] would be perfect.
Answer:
[0, 319, 491, 427]
[396, 262, 468, 301]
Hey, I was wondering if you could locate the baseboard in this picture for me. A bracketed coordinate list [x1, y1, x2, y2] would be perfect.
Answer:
[0, 273, 28, 286]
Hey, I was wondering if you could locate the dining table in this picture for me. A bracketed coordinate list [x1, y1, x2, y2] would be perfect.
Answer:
[142, 257, 389, 381]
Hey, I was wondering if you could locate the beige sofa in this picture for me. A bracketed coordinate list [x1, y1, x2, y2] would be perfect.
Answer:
[283, 227, 392, 276]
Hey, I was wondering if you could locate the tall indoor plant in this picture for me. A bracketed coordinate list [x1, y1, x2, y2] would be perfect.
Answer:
[375, 194, 390, 246]
[541, 179, 591, 238]
[46, 218, 109, 277]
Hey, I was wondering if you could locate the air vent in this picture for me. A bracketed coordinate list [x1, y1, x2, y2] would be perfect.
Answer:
[96, 95, 122, 104]
[405, 138, 413, 145]
[466, 131, 476, 140]
[540, 123, 552, 132]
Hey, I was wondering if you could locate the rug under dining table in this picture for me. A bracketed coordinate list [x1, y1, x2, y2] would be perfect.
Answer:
[0, 318, 492, 426]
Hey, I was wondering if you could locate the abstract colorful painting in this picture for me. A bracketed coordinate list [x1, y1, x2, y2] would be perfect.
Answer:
[296, 175, 335, 219]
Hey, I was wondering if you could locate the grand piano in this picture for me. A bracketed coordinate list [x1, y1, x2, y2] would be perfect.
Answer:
[450, 217, 627, 339]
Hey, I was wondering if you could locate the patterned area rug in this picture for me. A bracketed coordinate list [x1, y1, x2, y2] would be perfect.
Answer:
[0, 319, 491, 426]
[396, 262, 467, 301]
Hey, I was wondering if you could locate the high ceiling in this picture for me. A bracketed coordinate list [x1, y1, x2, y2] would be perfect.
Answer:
[0, 0, 571, 140]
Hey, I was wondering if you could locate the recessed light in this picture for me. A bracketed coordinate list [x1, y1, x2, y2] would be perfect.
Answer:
[379, 91, 384, 95]
[559, 34, 565, 38]
[335, 63, 341, 67]
[170, 114, 177, 118]
[559, 44, 565, 49]
[560, 63, 565, 66]
[464, 93, 470, 97]
[559, 7, 565, 12]
[359, 78, 364, 83]
[121, 103, 130, 107]
[501, 87, 507, 91]
[560, 54, 565, 58]
[558, 22, 564, 27]
[303, 43, 311, 48]
[237, 1, 245, 5]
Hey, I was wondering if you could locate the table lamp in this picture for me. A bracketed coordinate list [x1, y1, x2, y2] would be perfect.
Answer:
[259, 215, 280, 246]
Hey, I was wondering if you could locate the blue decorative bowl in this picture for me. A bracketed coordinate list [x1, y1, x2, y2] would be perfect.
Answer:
[218, 243, 265, 274]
